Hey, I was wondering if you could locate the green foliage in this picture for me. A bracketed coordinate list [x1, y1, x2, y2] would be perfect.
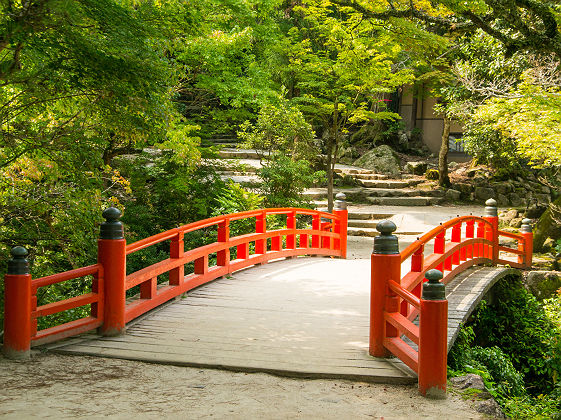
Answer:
[425, 169, 439, 180]
[212, 181, 264, 237]
[471, 278, 561, 394]
[449, 276, 561, 418]
[258, 155, 324, 208]
[238, 94, 316, 160]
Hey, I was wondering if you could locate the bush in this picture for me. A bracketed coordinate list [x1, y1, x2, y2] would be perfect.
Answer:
[471, 277, 561, 394]
[258, 155, 324, 208]
[425, 169, 439, 180]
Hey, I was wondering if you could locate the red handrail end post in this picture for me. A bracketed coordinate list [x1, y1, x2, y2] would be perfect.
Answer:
[3, 246, 32, 359]
[333, 193, 348, 259]
[370, 220, 400, 357]
[484, 199, 499, 264]
[520, 219, 533, 268]
[418, 269, 447, 399]
[98, 207, 126, 337]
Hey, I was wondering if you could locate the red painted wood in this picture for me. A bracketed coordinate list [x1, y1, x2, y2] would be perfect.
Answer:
[98, 238, 126, 336]
[3, 273, 32, 358]
[418, 299, 448, 397]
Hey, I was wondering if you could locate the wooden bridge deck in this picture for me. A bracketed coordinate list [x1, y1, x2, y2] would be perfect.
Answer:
[47, 258, 516, 384]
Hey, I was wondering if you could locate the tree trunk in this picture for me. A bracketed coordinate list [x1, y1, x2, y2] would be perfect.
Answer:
[326, 100, 339, 212]
[438, 117, 451, 187]
[534, 196, 561, 252]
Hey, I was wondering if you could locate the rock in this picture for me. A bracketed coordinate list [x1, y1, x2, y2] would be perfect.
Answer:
[495, 183, 512, 195]
[450, 374, 487, 392]
[353, 145, 401, 176]
[474, 187, 495, 201]
[508, 193, 524, 207]
[497, 194, 509, 207]
[455, 183, 473, 194]
[502, 209, 519, 222]
[510, 217, 523, 228]
[473, 176, 487, 185]
[535, 193, 552, 205]
[405, 161, 428, 175]
[525, 204, 546, 219]
[525, 271, 561, 299]
[476, 399, 506, 418]
[543, 237, 556, 252]
[445, 189, 461, 201]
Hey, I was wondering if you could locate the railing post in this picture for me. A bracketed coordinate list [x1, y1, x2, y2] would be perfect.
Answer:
[465, 215, 475, 260]
[419, 269, 448, 399]
[286, 211, 296, 249]
[255, 211, 266, 254]
[484, 199, 499, 264]
[434, 226, 445, 272]
[217, 219, 230, 267]
[476, 219, 485, 258]
[451, 218, 461, 265]
[169, 230, 184, 285]
[519, 219, 533, 268]
[98, 207, 126, 337]
[370, 220, 400, 357]
[333, 193, 348, 258]
[3, 246, 32, 359]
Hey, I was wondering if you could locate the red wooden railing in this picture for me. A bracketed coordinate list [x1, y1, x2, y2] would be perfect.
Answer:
[2, 197, 348, 358]
[370, 198, 534, 398]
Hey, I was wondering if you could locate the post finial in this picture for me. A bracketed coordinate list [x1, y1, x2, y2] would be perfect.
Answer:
[335, 192, 347, 210]
[422, 269, 445, 300]
[484, 198, 498, 217]
[8, 246, 30, 275]
[373, 220, 399, 254]
[521, 218, 533, 233]
[100, 207, 124, 240]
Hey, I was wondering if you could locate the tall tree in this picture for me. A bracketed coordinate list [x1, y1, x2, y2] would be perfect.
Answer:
[281, 0, 413, 210]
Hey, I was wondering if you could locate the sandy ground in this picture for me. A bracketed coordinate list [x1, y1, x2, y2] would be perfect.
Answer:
[0, 353, 487, 420]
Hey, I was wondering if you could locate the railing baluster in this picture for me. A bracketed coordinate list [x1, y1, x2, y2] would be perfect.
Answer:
[194, 255, 208, 275]
[217, 219, 230, 267]
[169, 231, 184, 286]
[255, 211, 266, 255]
[434, 227, 445, 272]
[286, 211, 296, 249]
[476, 219, 485, 258]
[312, 214, 320, 248]
[465, 216, 475, 260]
[451, 219, 461, 265]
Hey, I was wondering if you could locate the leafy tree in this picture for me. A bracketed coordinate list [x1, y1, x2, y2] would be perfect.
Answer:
[238, 93, 316, 161]
[280, 0, 413, 210]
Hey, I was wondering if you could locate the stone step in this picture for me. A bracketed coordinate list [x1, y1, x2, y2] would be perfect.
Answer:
[362, 188, 444, 198]
[347, 227, 424, 237]
[366, 196, 444, 206]
[218, 150, 262, 159]
[348, 219, 384, 229]
[348, 212, 394, 220]
[359, 179, 423, 188]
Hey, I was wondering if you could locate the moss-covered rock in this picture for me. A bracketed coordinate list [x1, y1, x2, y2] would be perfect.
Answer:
[534, 196, 561, 252]
[352, 145, 401, 176]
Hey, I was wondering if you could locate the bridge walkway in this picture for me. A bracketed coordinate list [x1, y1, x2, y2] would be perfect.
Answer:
[46, 258, 516, 384]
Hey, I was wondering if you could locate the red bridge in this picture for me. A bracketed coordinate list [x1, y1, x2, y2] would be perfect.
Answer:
[3, 196, 533, 398]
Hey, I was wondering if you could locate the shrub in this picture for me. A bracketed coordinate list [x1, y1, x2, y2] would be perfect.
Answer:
[258, 155, 324, 208]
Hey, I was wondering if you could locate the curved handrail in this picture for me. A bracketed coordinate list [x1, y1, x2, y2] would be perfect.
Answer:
[400, 216, 492, 262]
[126, 207, 338, 255]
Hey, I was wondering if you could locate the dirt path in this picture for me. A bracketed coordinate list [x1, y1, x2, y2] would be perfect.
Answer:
[0, 353, 486, 419]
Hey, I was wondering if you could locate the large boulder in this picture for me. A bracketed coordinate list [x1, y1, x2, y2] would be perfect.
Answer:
[353, 145, 401, 176]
